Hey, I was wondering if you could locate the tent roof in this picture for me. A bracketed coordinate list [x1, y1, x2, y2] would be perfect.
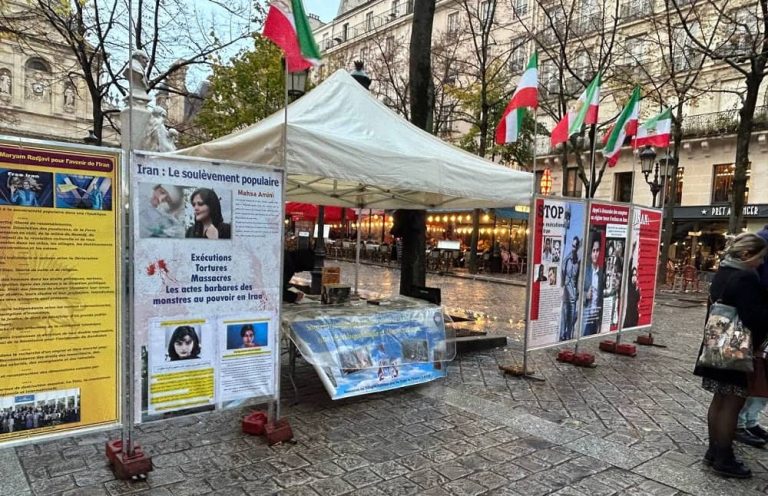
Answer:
[179, 70, 532, 210]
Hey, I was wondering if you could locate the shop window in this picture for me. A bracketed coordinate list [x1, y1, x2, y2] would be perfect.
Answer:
[711, 163, 750, 204]
[564, 168, 582, 197]
[613, 172, 633, 203]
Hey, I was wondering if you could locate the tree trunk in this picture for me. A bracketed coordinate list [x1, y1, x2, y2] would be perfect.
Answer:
[658, 107, 684, 285]
[468, 209, 480, 273]
[397, 0, 435, 296]
[729, 77, 761, 234]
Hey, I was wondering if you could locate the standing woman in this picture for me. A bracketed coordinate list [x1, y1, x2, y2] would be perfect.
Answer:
[186, 188, 231, 239]
[694, 233, 768, 478]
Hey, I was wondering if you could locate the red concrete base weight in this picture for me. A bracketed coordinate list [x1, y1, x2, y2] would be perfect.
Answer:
[556, 350, 595, 367]
[599, 340, 617, 353]
[264, 418, 294, 445]
[571, 352, 595, 367]
[105, 439, 123, 464]
[616, 343, 637, 357]
[556, 350, 575, 363]
[242, 411, 268, 436]
[112, 448, 153, 480]
[635, 334, 654, 346]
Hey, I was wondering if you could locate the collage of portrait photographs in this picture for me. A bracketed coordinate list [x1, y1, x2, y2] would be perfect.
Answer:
[144, 315, 275, 418]
[0, 168, 112, 211]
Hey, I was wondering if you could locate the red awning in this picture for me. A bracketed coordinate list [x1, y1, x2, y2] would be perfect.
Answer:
[285, 202, 357, 222]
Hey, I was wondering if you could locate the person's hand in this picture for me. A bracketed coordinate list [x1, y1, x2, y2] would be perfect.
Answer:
[204, 225, 219, 239]
[295, 291, 304, 303]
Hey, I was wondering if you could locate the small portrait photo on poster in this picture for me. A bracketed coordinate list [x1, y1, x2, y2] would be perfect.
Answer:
[551, 239, 562, 264]
[165, 324, 202, 361]
[542, 237, 554, 263]
[0, 389, 81, 435]
[536, 263, 548, 282]
[138, 182, 186, 238]
[338, 347, 374, 375]
[184, 187, 232, 240]
[401, 339, 429, 363]
[0, 169, 53, 208]
[548, 266, 558, 286]
[55, 174, 112, 210]
[226, 322, 268, 350]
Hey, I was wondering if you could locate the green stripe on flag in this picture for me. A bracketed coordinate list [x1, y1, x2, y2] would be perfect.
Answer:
[604, 86, 640, 151]
[292, 0, 322, 63]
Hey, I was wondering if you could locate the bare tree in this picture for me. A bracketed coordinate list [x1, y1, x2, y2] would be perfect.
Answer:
[672, 0, 768, 234]
[0, 0, 256, 144]
[612, 1, 717, 283]
[517, 0, 621, 197]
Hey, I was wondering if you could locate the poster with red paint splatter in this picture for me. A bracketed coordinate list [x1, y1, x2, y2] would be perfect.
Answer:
[131, 153, 283, 422]
[622, 206, 663, 331]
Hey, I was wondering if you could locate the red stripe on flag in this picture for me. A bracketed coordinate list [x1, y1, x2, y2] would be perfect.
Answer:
[509, 87, 538, 109]
[262, 4, 312, 72]
[550, 115, 569, 147]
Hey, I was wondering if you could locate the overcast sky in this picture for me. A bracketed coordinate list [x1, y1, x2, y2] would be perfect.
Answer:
[303, 0, 339, 22]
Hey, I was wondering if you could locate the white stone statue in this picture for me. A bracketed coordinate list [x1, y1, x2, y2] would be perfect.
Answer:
[0, 72, 11, 97]
[63, 85, 75, 110]
[140, 106, 176, 152]
[123, 49, 150, 103]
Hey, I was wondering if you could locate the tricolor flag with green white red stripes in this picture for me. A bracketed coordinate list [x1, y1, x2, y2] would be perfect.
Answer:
[602, 86, 640, 167]
[633, 108, 672, 148]
[495, 52, 538, 145]
[262, 0, 322, 72]
[550, 73, 602, 147]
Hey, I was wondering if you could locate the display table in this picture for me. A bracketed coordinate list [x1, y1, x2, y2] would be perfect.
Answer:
[282, 295, 453, 400]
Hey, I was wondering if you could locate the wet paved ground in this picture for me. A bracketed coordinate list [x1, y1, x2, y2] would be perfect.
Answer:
[2, 263, 767, 495]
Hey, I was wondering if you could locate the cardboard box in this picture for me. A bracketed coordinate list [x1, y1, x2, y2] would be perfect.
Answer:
[322, 266, 341, 285]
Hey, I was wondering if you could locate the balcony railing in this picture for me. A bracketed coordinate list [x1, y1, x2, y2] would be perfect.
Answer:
[321, 2, 414, 50]
[619, 1, 652, 22]
[684, 106, 768, 138]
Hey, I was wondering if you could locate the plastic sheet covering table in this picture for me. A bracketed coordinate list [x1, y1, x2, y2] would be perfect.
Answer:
[282, 295, 455, 400]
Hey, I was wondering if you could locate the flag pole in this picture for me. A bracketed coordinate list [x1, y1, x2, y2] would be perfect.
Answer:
[520, 105, 538, 380]
[588, 123, 599, 199]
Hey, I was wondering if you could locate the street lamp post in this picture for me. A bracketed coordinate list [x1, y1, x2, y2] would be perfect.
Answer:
[639, 145, 661, 207]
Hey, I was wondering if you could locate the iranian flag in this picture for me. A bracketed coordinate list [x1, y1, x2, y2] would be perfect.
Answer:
[550, 73, 602, 147]
[602, 86, 640, 167]
[262, 0, 322, 72]
[634, 108, 672, 148]
[495, 52, 538, 144]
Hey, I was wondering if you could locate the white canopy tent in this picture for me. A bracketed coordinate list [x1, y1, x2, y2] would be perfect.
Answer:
[179, 69, 532, 209]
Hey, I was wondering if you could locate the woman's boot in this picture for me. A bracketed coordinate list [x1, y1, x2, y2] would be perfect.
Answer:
[711, 446, 752, 478]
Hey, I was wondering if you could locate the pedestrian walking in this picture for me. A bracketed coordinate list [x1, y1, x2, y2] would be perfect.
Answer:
[735, 224, 768, 448]
[694, 233, 768, 478]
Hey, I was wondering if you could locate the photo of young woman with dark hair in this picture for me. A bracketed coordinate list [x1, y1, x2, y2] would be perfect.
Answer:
[185, 188, 231, 239]
[167, 325, 201, 361]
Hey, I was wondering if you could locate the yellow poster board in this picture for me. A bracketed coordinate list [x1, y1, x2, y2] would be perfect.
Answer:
[0, 139, 120, 444]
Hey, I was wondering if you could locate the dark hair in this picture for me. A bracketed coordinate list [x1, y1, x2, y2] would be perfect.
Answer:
[188, 188, 224, 238]
[240, 324, 254, 338]
[167, 326, 201, 360]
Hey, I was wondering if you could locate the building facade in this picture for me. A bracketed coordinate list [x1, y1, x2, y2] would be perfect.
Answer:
[311, 0, 768, 264]
[0, 4, 99, 144]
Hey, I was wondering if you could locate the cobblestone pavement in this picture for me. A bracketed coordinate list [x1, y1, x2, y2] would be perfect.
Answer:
[2, 263, 766, 495]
